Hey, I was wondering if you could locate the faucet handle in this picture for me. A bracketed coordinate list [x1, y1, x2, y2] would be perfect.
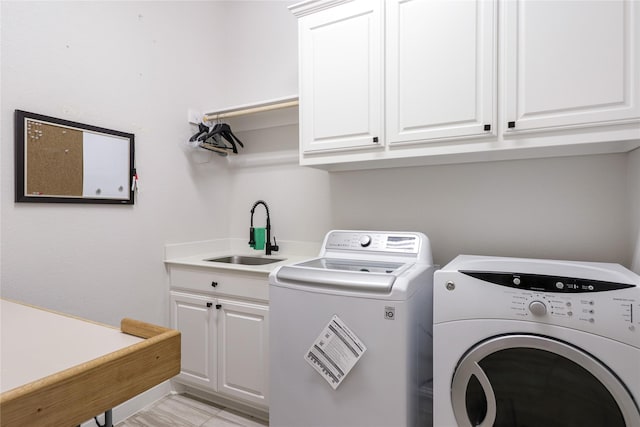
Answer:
[248, 227, 256, 248]
[271, 236, 279, 252]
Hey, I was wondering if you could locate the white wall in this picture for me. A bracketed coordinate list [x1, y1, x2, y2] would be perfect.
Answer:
[217, 2, 636, 271]
[629, 148, 640, 273]
[2, 0, 636, 326]
[199, 1, 332, 247]
[227, 125, 332, 246]
[330, 154, 632, 268]
[0, 1, 235, 326]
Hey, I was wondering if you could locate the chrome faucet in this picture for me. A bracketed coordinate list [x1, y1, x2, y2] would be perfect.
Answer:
[249, 200, 279, 255]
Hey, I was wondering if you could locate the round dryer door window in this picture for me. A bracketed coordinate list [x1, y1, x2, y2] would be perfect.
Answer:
[451, 334, 640, 427]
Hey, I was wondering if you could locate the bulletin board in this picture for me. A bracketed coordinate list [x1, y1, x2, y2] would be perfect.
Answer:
[14, 110, 135, 204]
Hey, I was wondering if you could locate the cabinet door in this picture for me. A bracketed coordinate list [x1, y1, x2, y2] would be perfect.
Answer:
[217, 299, 269, 407]
[298, 0, 383, 153]
[170, 291, 217, 390]
[387, 0, 496, 144]
[504, 0, 640, 132]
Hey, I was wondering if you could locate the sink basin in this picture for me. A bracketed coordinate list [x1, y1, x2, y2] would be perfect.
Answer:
[204, 255, 285, 266]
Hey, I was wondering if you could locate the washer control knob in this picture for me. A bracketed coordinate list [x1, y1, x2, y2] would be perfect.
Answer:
[529, 300, 547, 316]
[359, 235, 372, 247]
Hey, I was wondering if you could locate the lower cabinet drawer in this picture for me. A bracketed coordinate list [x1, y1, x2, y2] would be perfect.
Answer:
[169, 266, 269, 301]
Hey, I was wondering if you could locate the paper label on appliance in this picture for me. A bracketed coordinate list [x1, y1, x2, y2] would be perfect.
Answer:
[304, 315, 367, 390]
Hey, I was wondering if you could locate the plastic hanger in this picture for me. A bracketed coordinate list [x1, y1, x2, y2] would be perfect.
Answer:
[189, 123, 210, 142]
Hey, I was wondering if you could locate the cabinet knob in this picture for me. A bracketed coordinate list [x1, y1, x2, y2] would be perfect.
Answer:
[508, 121, 516, 128]
[216, 304, 222, 309]
[206, 302, 213, 308]
[211, 281, 218, 288]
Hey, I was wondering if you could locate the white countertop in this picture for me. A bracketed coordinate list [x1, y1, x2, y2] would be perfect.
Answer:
[164, 238, 320, 275]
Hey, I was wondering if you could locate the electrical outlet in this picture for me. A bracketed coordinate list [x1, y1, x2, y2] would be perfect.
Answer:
[187, 109, 202, 124]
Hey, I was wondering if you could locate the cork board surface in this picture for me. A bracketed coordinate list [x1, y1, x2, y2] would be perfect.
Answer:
[25, 120, 83, 197]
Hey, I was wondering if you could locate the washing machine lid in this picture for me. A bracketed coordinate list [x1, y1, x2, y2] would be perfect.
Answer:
[298, 258, 405, 273]
[274, 258, 412, 293]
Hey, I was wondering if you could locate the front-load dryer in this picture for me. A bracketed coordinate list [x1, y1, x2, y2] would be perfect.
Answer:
[433, 255, 640, 427]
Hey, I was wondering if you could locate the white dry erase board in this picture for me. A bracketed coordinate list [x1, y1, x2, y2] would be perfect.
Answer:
[14, 110, 135, 204]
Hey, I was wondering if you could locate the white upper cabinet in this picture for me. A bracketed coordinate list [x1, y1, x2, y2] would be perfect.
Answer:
[291, 0, 640, 170]
[386, 0, 496, 144]
[295, 0, 384, 153]
[503, 0, 640, 132]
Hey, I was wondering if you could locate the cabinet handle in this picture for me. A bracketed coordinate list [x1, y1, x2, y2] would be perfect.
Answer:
[211, 281, 218, 288]
[216, 304, 222, 309]
[206, 302, 213, 308]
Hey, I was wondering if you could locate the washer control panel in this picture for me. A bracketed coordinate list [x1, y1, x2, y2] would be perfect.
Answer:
[325, 231, 421, 254]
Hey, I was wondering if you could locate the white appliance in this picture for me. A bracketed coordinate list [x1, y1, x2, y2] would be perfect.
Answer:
[269, 230, 435, 427]
[434, 255, 640, 427]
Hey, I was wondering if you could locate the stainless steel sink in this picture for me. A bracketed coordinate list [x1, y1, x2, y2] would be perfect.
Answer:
[204, 255, 285, 265]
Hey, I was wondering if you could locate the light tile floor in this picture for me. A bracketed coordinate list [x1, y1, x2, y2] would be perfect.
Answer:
[116, 394, 268, 427]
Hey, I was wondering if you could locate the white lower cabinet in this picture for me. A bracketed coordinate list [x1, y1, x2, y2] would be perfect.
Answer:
[216, 298, 269, 406]
[170, 286, 269, 409]
[170, 292, 217, 390]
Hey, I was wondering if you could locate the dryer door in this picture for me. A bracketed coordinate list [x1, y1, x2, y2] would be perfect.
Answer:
[451, 334, 640, 427]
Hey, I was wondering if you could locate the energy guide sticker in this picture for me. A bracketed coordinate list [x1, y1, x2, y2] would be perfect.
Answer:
[304, 315, 367, 390]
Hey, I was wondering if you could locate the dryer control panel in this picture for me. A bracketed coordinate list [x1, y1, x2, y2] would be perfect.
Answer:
[434, 255, 640, 348]
[460, 271, 635, 293]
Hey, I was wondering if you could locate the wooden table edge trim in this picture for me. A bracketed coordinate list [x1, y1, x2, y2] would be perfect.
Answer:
[0, 318, 181, 427]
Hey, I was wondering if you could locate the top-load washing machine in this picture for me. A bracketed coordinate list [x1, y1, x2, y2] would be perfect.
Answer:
[434, 255, 640, 427]
[269, 230, 435, 427]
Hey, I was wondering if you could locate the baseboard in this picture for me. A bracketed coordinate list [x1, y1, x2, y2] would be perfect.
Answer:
[176, 383, 269, 422]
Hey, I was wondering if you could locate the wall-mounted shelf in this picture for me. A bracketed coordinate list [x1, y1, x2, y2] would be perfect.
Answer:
[197, 95, 299, 133]
[187, 96, 300, 167]
[203, 95, 299, 122]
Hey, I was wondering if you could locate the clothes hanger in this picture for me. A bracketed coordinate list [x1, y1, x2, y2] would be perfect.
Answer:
[204, 121, 238, 153]
[197, 116, 236, 156]
[189, 123, 210, 142]
[218, 123, 244, 149]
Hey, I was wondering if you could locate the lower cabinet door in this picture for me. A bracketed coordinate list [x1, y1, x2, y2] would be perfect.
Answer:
[170, 291, 217, 390]
[216, 298, 269, 407]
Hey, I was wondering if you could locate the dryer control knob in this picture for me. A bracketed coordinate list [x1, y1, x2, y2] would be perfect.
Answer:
[529, 300, 547, 316]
